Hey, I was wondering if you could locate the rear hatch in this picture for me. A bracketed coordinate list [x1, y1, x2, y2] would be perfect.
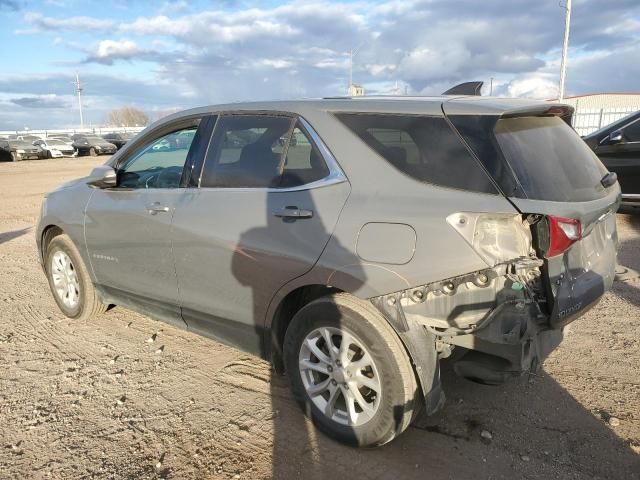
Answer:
[445, 101, 621, 327]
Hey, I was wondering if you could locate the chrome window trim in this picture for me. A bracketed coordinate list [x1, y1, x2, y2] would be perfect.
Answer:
[197, 114, 348, 193]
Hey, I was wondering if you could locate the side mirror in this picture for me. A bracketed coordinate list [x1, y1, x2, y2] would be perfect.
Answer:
[608, 130, 623, 144]
[87, 165, 117, 188]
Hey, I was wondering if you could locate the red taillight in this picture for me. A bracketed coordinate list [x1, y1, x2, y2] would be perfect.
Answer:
[546, 216, 582, 258]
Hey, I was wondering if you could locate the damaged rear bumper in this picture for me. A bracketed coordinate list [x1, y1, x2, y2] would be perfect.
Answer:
[370, 257, 565, 406]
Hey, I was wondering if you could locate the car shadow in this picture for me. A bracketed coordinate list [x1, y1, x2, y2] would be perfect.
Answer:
[265, 359, 639, 479]
[614, 213, 640, 308]
[0, 227, 32, 245]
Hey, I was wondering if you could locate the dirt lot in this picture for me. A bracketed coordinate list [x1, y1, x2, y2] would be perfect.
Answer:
[0, 157, 638, 480]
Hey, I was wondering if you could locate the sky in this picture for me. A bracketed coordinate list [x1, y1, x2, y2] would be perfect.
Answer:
[0, 0, 638, 129]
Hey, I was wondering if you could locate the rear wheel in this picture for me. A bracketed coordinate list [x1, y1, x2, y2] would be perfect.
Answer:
[89, 147, 97, 157]
[284, 293, 418, 447]
[44, 234, 106, 320]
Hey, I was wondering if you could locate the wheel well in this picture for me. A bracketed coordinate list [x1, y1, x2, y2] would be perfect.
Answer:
[41, 225, 63, 257]
[270, 284, 343, 373]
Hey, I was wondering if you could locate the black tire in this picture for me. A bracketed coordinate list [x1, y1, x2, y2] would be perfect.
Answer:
[44, 233, 106, 321]
[284, 293, 418, 447]
[89, 147, 97, 157]
[10, 151, 18, 162]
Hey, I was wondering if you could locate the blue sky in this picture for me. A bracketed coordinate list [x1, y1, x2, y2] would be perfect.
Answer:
[0, 0, 638, 129]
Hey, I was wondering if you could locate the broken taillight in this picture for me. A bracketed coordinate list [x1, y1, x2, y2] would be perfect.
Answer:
[546, 216, 582, 258]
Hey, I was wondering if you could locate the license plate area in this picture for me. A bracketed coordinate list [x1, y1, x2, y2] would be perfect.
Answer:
[545, 212, 617, 327]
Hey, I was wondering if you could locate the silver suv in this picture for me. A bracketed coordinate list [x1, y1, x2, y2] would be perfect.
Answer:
[37, 97, 620, 447]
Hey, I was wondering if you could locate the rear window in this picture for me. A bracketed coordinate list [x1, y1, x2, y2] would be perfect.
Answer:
[450, 115, 610, 202]
[336, 114, 497, 194]
[494, 116, 608, 202]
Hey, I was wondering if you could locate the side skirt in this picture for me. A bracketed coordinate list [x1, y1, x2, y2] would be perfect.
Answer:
[96, 285, 266, 358]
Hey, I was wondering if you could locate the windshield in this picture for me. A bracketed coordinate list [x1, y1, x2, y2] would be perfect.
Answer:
[85, 137, 104, 142]
[47, 139, 65, 146]
[494, 116, 608, 202]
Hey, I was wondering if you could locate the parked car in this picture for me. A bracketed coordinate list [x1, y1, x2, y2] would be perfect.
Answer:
[48, 135, 75, 146]
[37, 98, 620, 447]
[0, 139, 42, 161]
[583, 111, 640, 213]
[33, 138, 76, 158]
[18, 134, 43, 143]
[71, 135, 117, 156]
[102, 132, 136, 150]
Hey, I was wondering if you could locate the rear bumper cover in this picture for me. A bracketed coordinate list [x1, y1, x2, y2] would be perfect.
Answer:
[371, 245, 613, 394]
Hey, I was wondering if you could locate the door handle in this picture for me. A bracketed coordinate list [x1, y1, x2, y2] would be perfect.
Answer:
[146, 202, 170, 215]
[273, 206, 313, 219]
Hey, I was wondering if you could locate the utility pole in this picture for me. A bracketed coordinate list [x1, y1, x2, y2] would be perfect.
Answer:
[347, 42, 365, 94]
[489, 77, 494, 96]
[73, 73, 84, 129]
[558, 0, 572, 100]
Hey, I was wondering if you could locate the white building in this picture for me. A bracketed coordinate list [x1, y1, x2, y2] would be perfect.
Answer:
[562, 93, 640, 136]
[347, 84, 365, 97]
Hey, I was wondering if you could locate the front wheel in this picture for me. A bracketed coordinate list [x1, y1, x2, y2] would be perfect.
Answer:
[284, 294, 419, 447]
[89, 147, 97, 157]
[10, 151, 18, 162]
[44, 233, 106, 320]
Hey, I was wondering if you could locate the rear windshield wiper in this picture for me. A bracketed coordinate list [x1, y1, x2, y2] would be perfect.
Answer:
[600, 172, 617, 188]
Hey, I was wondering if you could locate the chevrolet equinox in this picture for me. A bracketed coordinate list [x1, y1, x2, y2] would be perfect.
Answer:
[37, 97, 620, 447]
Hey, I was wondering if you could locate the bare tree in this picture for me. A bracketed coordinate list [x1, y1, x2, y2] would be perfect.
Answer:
[106, 106, 149, 127]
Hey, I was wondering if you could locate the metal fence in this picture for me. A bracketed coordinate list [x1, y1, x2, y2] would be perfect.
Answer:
[0, 126, 145, 139]
[572, 107, 639, 137]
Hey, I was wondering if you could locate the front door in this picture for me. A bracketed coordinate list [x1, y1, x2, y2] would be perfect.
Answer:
[171, 114, 350, 354]
[84, 120, 204, 326]
[595, 117, 640, 196]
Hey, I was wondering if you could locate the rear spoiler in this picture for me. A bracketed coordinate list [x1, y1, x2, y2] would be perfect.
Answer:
[442, 81, 484, 96]
[501, 104, 574, 126]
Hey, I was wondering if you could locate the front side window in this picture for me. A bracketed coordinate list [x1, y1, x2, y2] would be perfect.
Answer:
[622, 119, 640, 142]
[118, 126, 198, 189]
[336, 113, 498, 194]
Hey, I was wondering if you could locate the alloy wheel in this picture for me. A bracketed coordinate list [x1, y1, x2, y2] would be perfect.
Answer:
[298, 326, 381, 427]
[50, 250, 80, 309]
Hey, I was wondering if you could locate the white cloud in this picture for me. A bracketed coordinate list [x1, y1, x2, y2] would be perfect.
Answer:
[503, 75, 560, 100]
[22, 12, 115, 31]
[4, 0, 640, 128]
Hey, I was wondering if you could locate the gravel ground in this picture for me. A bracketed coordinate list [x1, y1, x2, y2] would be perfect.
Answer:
[0, 157, 638, 480]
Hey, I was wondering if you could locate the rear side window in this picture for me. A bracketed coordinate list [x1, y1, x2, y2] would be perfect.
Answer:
[201, 115, 330, 188]
[280, 125, 330, 187]
[494, 116, 608, 202]
[335, 114, 497, 194]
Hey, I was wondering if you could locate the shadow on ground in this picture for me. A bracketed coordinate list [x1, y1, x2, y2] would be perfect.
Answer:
[268, 359, 639, 479]
[0, 227, 31, 246]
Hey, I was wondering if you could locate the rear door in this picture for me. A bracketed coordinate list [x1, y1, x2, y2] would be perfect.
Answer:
[171, 113, 350, 354]
[447, 108, 621, 327]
